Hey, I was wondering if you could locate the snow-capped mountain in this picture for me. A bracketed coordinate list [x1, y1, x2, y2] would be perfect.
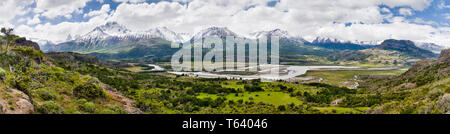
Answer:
[178, 33, 193, 42]
[312, 37, 348, 44]
[307, 37, 376, 50]
[192, 27, 239, 40]
[249, 29, 309, 43]
[74, 22, 187, 43]
[250, 29, 291, 39]
[415, 42, 446, 54]
[312, 37, 380, 46]
[351, 40, 381, 46]
[74, 22, 130, 43]
[145, 27, 188, 43]
[125, 27, 188, 43]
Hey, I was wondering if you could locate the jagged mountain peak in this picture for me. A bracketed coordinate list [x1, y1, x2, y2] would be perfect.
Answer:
[76, 22, 131, 41]
[250, 29, 291, 39]
[72, 22, 189, 43]
[193, 26, 239, 40]
[250, 29, 309, 43]
[312, 37, 345, 44]
[312, 37, 380, 46]
[143, 27, 187, 43]
[95, 21, 131, 36]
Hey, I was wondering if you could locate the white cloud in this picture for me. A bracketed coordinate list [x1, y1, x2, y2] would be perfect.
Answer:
[379, 0, 432, 11]
[112, 0, 146, 3]
[438, 0, 450, 9]
[110, 1, 187, 30]
[444, 13, 450, 19]
[380, 7, 391, 13]
[8, 0, 450, 48]
[15, 9, 111, 43]
[0, 0, 34, 23]
[399, 8, 414, 16]
[34, 0, 91, 19]
[104, 0, 449, 47]
[413, 18, 438, 25]
[27, 15, 41, 25]
[84, 4, 111, 18]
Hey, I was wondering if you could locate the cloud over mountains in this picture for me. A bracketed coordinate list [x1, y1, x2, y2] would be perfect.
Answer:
[0, 0, 449, 47]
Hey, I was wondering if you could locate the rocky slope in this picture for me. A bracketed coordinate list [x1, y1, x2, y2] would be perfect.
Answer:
[0, 36, 141, 114]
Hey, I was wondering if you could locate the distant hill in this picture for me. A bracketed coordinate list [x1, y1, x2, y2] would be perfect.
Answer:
[305, 37, 375, 51]
[376, 39, 438, 59]
[363, 49, 449, 91]
[361, 49, 450, 114]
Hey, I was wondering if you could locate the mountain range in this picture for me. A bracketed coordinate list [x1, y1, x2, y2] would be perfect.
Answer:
[39, 22, 445, 65]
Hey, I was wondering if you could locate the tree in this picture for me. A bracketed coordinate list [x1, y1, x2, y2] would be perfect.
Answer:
[1, 28, 14, 55]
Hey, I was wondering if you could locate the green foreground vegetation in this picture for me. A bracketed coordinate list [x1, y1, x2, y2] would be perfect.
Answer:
[1, 32, 449, 114]
[301, 69, 408, 88]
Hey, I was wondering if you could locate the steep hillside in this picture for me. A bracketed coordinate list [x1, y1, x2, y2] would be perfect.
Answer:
[377, 39, 438, 59]
[327, 39, 438, 67]
[360, 49, 450, 114]
[0, 36, 141, 114]
[364, 49, 449, 91]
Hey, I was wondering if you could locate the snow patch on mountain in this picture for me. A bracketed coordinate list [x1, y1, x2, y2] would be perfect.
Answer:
[415, 42, 447, 54]
[249, 29, 308, 43]
[312, 37, 380, 45]
[73, 22, 188, 43]
[192, 27, 239, 40]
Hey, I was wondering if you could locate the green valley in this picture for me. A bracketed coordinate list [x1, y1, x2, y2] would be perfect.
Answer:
[1, 28, 449, 114]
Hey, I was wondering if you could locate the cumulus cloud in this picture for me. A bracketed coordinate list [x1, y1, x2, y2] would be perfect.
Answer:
[438, 0, 450, 9]
[380, 7, 391, 13]
[16, 9, 111, 43]
[0, 0, 34, 23]
[5, 0, 450, 48]
[34, 0, 91, 19]
[84, 4, 111, 18]
[26, 15, 41, 25]
[380, 0, 432, 11]
[399, 8, 414, 16]
[444, 13, 450, 20]
[105, 0, 449, 47]
[112, 0, 146, 3]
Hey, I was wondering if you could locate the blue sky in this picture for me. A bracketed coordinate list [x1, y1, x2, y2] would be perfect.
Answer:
[1, 0, 449, 47]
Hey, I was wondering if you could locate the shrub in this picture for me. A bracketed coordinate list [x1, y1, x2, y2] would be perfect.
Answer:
[0, 68, 6, 79]
[73, 82, 105, 99]
[98, 106, 127, 114]
[37, 101, 64, 114]
[278, 105, 286, 111]
[79, 102, 96, 113]
[35, 88, 57, 101]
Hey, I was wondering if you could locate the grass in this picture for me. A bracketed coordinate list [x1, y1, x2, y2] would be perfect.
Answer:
[221, 81, 245, 90]
[197, 91, 303, 106]
[301, 69, 407, 87]
[313, 106, 370, 114]
[122, 63, 150, 72]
